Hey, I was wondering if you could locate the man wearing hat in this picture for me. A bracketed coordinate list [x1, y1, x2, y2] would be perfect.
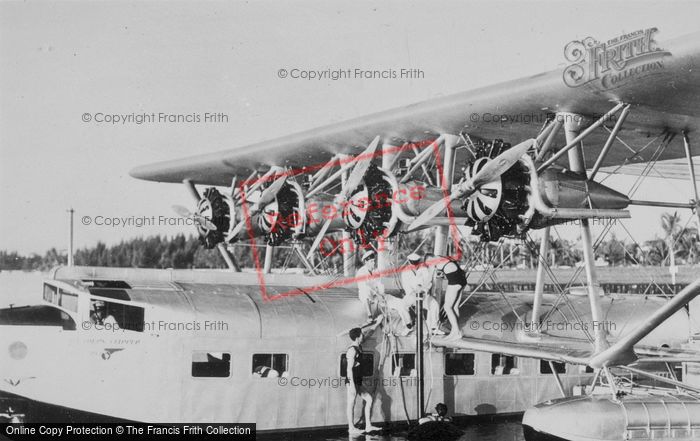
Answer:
[356, 250, 383, 321]
[90, 300, 117, 327]
[357, 249, 414, 333]
[401, 253, 443, 335]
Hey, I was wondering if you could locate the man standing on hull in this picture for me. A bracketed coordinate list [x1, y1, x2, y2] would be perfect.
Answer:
[437, 256, 468, 340]
[356, 250, 409, 333]
[346, 327, 381, 435]
[356, 251, 382, 322]
[401, 253, 444, 335]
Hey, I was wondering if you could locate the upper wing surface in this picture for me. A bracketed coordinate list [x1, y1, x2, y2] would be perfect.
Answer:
[131, 32, 700, 186]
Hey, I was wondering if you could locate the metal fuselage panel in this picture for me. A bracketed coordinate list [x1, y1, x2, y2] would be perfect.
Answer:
[0, 268, 693, 430]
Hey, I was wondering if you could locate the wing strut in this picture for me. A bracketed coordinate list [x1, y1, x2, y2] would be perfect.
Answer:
[589, 104, 631, 180]
[589, 278, 700, 368]
[400, 135, 445, 184]
[183, 179, 201, 201]
[530, 226, 550, 333]
[619, 365, 700, 394]
[549, 361, 567, 398]
[217, 243, 241, 272]
[535, 119, 562, 161]
[682, 131, 700, 226]
[559, 111, 609, 353]
[433, 134, 461, 256]
[537, 103, 626, 173]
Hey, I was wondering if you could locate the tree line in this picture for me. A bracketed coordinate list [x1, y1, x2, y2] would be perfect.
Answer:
[1, 213, 698, 271]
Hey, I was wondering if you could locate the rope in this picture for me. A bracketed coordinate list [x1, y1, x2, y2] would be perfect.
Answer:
[388, 333, 412, 425]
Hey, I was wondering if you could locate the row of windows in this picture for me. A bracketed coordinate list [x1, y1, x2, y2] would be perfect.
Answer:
[42, 287, 146, 333]
[191, 351, 570, 378]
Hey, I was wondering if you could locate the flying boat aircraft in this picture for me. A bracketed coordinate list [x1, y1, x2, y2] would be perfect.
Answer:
[3, 28, 700, 440]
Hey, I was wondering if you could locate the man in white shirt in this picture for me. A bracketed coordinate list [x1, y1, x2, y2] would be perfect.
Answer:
[401, 253, 444, 335]
[90, 300, 118, 328]
[356, 250, 383, 321]
[357, 250, 411, 334]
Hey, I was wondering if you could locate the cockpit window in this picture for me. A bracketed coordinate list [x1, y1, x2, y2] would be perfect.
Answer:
[83, 280, 131, 289]
[88, 289, 130, 301]
[58, 289, 78, 312]
[42, 283, 78, 313]
[89, 300, 144, 332]
[43, 284, 58, 303]
[0, 305, 76, 330]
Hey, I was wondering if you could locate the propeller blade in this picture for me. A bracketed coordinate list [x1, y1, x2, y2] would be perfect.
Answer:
[228, 174, 287, 238]
[257, 174, 287, 207]
[304, 137, 379, 261]
[230, 176, 239, 199]
[306, 218, 333, 261]
[406, 194, 461, 231]
[469, 138, 533, 189]
[172, 205, 193, 218]
[229, 221, 244, 239]
[341, 136, 380, 199]
[172, 205, 217, 231]
[193, 214, 217, 231]
[408, 139, 534, 231]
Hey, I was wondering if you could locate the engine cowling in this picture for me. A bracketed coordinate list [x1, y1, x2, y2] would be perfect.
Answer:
[255, 180, 306, 245]
[192, 182, 308, 248]
[342, 164, 400, 244]
[460, 139, 533, 242]
[196, 187, 237, 249]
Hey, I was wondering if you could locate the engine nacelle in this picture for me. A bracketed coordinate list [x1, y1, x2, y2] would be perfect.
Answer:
[194, 181, 309, 248]
[342, 164, 401, 243]
[445, 139, 630, 242]
[195, 187, 237, 249]
[459, 140, 535, 242]
[255, 180, 306, 245]
[537, 167, 629, 210]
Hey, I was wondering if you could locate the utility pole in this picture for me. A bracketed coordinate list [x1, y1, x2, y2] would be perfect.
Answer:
[415, 290, 425, 421]
[67, 208, 74, 266]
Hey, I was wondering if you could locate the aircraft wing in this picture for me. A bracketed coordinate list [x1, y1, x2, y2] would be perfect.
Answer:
[131, 32, 700, 186]
[432, 337, 700, 367]
[435, 279, 700, 368]
[431, 335, 593, 365]
[635, 345, 700, 363]
[599, 157, 700, 180]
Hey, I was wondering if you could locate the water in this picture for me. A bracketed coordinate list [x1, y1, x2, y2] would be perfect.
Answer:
[0, 270, 47, 307]
[259, 416, 526, 441]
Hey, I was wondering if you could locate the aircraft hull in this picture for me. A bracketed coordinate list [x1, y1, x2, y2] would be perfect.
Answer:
[0, 267, 694, 430]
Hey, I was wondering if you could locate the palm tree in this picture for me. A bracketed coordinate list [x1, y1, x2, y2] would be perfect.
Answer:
[676, 227, 699, 264]
[661, 212, 683, 283]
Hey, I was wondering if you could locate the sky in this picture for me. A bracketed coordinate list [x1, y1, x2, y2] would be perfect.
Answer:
[1, 0, 700, 255]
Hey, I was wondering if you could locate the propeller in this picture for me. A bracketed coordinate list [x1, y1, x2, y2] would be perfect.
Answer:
[306, 136, 380, 260]
[407, 138, 534, 231]
[172, 204, 218, 231]
[230, 176, 239, 199]
[228, 173, 288, 238]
